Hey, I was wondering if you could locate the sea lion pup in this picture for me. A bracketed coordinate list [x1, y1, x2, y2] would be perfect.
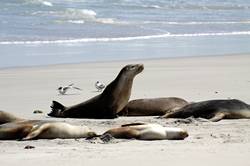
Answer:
[160, 99, 250, 122]
[48, 64, 144, 119]
[0, 110, 24, 125]
[118, 97, 188, 116]
[0, 120, 97, 140]
[102, 122, 188, 140]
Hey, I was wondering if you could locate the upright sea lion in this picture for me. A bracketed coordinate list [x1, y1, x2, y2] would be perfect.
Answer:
[48, 64, 144, 119]
[118, 97, 188, 116]
[160, 99, 250, 122]
[102, 122, 188, 140]
[0, 110, 23, 125]
[0, 111, 97, 140]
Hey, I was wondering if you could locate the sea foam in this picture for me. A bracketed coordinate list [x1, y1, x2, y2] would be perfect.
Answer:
[1, 31, 250, 45]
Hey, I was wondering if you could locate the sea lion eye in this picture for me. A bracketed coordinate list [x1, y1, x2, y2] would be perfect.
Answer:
[129, 65, 136, 70]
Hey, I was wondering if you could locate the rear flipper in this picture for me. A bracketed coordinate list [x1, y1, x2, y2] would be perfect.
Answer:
[47, 101, 66, 117]
[156, 112, 173, 119]
[209, 112, 225, 122]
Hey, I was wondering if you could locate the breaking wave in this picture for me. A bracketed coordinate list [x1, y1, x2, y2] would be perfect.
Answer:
[142, 21, 250, 25]
[1, 31, 250, 45]
[24, 0, 53, 7]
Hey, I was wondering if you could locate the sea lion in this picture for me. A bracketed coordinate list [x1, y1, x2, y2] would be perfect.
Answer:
[48, 64, 144, 119]
[118, 97, 188, 116]
[160, 99, 250, 122]
[0, 111, 97, 140]
[102, 122, 188, 140]
[0, 120, 97, 140]
[0, 110, 23, 125]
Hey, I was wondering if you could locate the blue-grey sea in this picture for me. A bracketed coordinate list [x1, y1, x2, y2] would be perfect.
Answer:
[1, 0, 250, 68]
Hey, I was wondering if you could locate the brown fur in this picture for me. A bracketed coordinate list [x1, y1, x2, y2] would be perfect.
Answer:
[118, 97, 188, 116]
[104, 127, 140, 139]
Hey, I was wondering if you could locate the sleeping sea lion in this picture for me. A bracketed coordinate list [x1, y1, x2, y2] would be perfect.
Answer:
[48, 64, 144, 119]
[160, 99, 250, 122]
[118, 97, 188, 116]
[0, 110, 23, 125]
[0, 120, 97, 140]
[0, 111, 97, 140]
[102, 122, 188, 140]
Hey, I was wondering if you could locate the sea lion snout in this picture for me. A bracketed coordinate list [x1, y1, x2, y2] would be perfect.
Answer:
[137, 64, 144, 73]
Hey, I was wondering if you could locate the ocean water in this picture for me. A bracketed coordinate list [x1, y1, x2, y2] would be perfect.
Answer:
[1, 0, 250, 68]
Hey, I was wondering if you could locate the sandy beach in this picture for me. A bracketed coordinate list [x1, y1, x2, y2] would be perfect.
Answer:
[0, 54, 250, 166]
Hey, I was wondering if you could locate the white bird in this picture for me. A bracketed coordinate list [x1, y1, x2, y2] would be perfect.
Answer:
[57, 83, 82, 95]
[95, 81, 105, 92]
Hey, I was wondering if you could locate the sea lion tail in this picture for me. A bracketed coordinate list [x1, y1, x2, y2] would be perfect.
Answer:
[47, 101, 66, 117]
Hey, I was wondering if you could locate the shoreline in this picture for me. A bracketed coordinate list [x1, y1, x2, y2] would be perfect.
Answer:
[1, 53, 249, 71]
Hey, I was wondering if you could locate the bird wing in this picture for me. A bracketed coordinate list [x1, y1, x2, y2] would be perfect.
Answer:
[73, 87, 82, 90]
[99, 84, 105, 88]
[68, 83, 74, 87]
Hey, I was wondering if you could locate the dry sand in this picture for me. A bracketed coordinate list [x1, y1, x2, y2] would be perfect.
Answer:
[0, 54, 250, 166]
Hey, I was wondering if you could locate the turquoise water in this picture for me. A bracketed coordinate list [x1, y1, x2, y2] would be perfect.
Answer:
[1, 0, 250, 68]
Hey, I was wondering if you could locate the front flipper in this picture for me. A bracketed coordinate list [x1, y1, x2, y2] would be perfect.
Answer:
[21, 124, 50, 140]
[103, 128, 140, 139]
[209, 112, 225, 122]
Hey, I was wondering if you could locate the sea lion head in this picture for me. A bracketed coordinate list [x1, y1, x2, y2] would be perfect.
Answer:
[165, 127, 189, 140]
[120, 64, 144, 78]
